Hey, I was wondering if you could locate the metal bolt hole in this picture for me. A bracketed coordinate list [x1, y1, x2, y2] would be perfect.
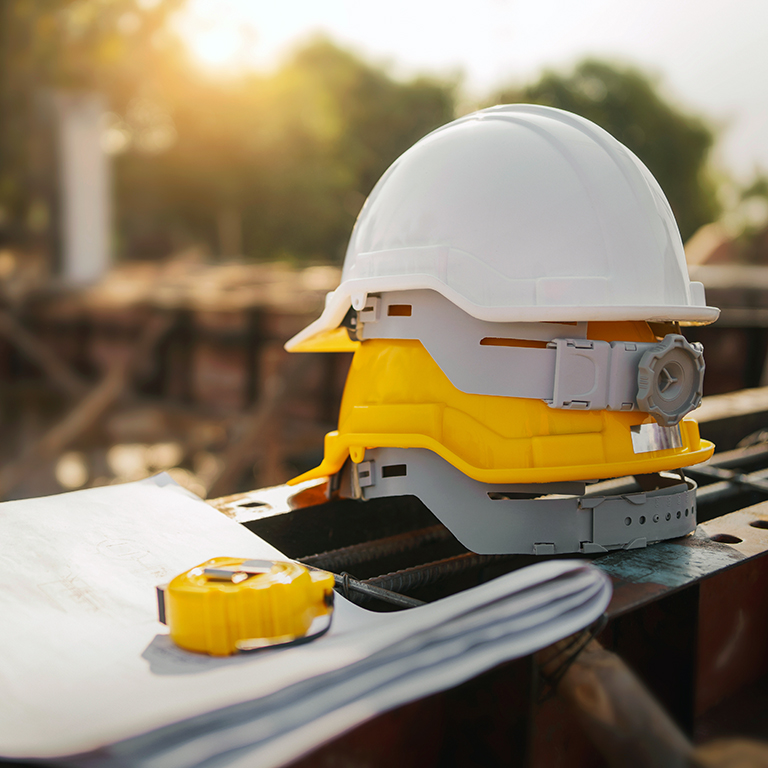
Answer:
[710, 533, 743, 544]
[750, 519, 768, 529]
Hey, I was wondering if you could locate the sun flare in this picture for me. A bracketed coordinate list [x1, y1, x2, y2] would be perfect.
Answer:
[174, 2, 261, 71]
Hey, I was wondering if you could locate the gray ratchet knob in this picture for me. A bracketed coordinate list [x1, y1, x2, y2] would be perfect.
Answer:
[636, 335, 705, 427]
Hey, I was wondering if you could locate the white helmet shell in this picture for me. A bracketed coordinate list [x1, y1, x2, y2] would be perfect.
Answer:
[287, 104, 718, 351]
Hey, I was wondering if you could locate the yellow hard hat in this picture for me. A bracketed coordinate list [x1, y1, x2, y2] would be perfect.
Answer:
[291, 322, 713, 488]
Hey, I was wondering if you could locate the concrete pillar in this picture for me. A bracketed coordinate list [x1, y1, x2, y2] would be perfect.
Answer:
[55, 93, 111, 284]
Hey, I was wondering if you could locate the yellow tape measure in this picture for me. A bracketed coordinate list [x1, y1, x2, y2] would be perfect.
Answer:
[157, 558, 335, 656]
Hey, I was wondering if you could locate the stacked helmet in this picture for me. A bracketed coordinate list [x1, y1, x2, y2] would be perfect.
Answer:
[286, 105, 719, 555]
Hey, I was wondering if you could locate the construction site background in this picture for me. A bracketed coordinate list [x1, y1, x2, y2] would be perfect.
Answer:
[3, 1, 768, 502]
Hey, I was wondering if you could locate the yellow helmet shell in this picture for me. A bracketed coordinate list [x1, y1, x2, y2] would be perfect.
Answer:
[291, 325, 713, 487]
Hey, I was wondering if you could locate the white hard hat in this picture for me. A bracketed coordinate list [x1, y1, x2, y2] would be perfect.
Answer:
[286, 104, 718, 352]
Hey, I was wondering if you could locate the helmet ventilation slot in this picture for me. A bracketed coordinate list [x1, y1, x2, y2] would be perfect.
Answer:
[479, 337, 548, 349]
[381, 464, 407, 478]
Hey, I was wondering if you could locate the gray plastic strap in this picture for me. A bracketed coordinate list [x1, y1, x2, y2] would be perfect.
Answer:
[339, 447, 697, 555]
[355, 290, 704, 423]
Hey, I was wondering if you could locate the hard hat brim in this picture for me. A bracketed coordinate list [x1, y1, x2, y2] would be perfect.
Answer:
[288, 326, 359, 353]
[288, 429, 715, 486]
[285, 279, 720, 352]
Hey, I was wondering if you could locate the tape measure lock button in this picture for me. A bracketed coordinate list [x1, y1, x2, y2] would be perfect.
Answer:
[157, 557, 335, 656]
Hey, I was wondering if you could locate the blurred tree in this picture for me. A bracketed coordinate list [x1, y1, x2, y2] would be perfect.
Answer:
[115, 38, 456, 263]
[732, 171, 768, 262]
[2, 12, 722, 267]
[0, 0, 185, 248]
[492, 59, 721, 241]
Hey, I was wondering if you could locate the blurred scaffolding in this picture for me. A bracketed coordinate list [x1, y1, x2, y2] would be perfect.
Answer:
[4, 237, 768, 503]
[4, 2, 768, 502]
[0, 256, 351, 500]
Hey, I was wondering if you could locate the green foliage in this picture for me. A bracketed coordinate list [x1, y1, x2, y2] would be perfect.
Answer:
[0, 0, 184, 241]
[725, 171, 768, 258]
[741, 173, 768, 201]
[0, 10, 723, 263]
[493, 59, 721, 241]
[0, 4, 455, 261]
[114, 38, 455, 262]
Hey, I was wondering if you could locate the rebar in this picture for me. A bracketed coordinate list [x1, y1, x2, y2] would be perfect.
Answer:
[685, 465, 768, 495]
[332, 573, 425, 609]
[364, 552, 514, 594]
[298, 525, 454, 572]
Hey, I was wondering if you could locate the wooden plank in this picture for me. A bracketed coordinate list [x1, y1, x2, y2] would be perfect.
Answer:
[0, 309, 88, 397]
[695, 386, 768, 450]
[0, 313, 174, 500]
[206, 353, 312, 498]
[696, 386, 768, 425]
